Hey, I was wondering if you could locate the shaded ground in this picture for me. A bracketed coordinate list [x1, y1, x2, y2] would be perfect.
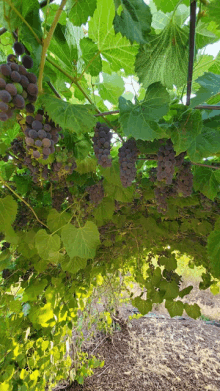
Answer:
[53, 278, 220, 391]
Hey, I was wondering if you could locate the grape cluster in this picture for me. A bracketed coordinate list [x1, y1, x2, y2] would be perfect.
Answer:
[24, 110, 60, 160]
[93, 122, 112, 167]
[50, 149, 77, 181]
[154, 184, 170, 215]
[157, 140, 176, 184]
[52, 187, 73, 211]
[118, 138, 138, 187]
[0, 42, 37, 121]
[86, 182, 104, 204]
[176, 162, 193, 197]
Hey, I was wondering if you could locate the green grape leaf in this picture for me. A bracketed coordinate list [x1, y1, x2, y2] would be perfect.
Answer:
[97, 73, 125, 105]
[159, 255, 177, 271]
[171, 110, 203, 155]
[113, 0, 152, 44]
[190, 73, 220, 108]
[119, 82, 169, 140]
[0, 196, 18, 233]
[89, 0, 138, 75]
[60, 255, 87, 274]
[47, 209, 70, 233]
[178, 285, 193, 299]
[184, 303, 201, 319]
[22, 0, 39, 18]
[192, 166, 220, 200]
[38, 94, 96, 133]
[22, 279, 48, 302]
[165, 300, 184, 318]
[132, 297, 152, 315]
[75, 156, 97, 174]
[135, 21, 188, 89]
[187, 127, 220, 162]
[205, 0, 220, 30]
[29, 303, 54, 327]
[67, 0, 97, 26]
[101, 161, 135, 202]
[207, 230, 220, 278]
[80, 37, 102, 77]
[61, 221, 100, 259]
[35, 230, 61, 262]
[153, 0, 188, 13]
[94, 198, 115, 224]
[160, 281, 179, 300]
[13, 175, 32, 195]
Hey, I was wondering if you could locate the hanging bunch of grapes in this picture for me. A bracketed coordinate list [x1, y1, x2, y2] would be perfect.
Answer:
[118, 138, 138, 187]
[176, 162, 193, 197]
[0, 42, 38, 121]
[93, 122, 112, 168]
[86, 181, 104, 205]
[157, 140, 176, 184]
[50, 148, 77, 181]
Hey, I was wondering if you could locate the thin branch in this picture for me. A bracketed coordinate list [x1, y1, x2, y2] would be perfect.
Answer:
[0, 177, 49, 228]
[3, 0, 42, 45]
[46, 57, 76, 82]
[74, 79, 100, 112]
[195, 105, 220, 110]
[186, 1, 197, 106]
[47, 81, 61, 99]
[38, 0, 67, 93]
[192, 162, 220, 170]
[94, 110, 120, 117]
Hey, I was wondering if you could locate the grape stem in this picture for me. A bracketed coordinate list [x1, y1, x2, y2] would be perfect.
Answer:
[3, 0, 42, 44]
[47, 81, 62, 99]
[192, 162, 220, 170]
[0, 176, 49, 229]
[38, 0, 68, 93]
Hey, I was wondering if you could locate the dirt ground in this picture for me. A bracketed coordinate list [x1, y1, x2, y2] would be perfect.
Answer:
[54, 280, 220, 391]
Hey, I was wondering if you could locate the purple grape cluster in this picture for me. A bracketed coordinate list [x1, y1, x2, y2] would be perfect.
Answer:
[176, 162, 193, 197]
[157, 140, 176, 184]
[118, 139, 138, 187]
[93, 122, 112, 167]
[51, 160, 77, 181]
[175, 151, 186, 167]
[86, 182, 104, 204]
[154, 184, 171, 215]
[24, 110, 60, 160]
[0, 42, 37, 121]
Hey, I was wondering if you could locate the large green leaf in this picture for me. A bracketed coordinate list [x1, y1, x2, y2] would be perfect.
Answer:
[0, 196, 17, 233]
[184, 303, 201, 319]
[67, 0, 97, 26]
[35, 230, 61, 262]
[135, 21, 188, 89]
[195, 21, 219, 50]
[113, 0, 152, 44]
[94, 198, 115, 224]
[97, 73, 125, 105]
[38, 94, 96, 133]
[192, 166, 220, 200]
[165, 300, 184, 318]
[61, 221, 100, 259]
[60, 255, 87, 274]
[132, 297, 152, 315]
[190, 73, 220, 108]
[187, 127, 220, 162]
[88, 0, 138, 75]
[160, 280, 179, 300]
[119, 82, 169, 140]
[205, 0, 220, 30]
[207, 230, 220, 278]
[80, 38, 102, 77]
[171, 110, 203, 155]
[47, 209, 70, 234]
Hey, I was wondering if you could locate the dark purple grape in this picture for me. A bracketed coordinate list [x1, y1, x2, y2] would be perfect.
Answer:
[44, 124, 51, 132]
[27, 83, 38, 96]
[0, 101, 8, 112]
[42, 138, 51, 147]
[0, 112, 8, 121]
[13, 94, 25, 108]
[18, 65, 27, 75]
[10, 63, 19, 72]
[0, 64, 11, 76]
[13, 41, 25, 55]
[26, 115, 34, 125]
[5, 84, 17, 96]
[35, 113, 43, 122]
[22, 55, 33, 69]
[38, 130, 47, 139]
[33, 150, 41, 159]
[27, 73, 37, 83]
[35, 140, 42, 147]
[42, 147, 51, 155]
[0, 90, 12, 103]
[52, 135, 59, 143]
[27, 94, 37, 103]
[11, 71, 21, 83]
[26, 103, 35, 113]
[46, 133, 52, 140]
[25, 137, 34, 146]
[0, 78, 6, 89]
[28, 129, 38, 139]
[32, 120, 42, 131]
[20, 75, 29, 88]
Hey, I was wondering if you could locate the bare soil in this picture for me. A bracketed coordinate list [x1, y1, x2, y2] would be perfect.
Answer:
[56, 280, 220, 391]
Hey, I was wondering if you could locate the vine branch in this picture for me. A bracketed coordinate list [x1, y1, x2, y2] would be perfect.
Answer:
[47, 81, 61, 99]
[191, 162, 220, 170]
[186, 1, 197, 106]
[38, 0, 67, 93]
[0, 177, 49, 228]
